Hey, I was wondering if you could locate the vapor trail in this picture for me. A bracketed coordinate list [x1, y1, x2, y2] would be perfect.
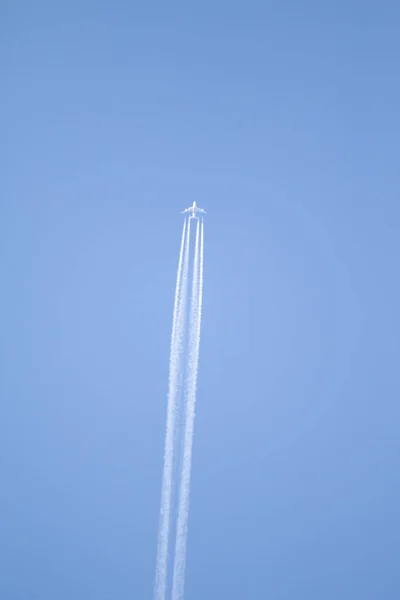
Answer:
[171, 219, 204, 600]
[154, 218, 191, 600]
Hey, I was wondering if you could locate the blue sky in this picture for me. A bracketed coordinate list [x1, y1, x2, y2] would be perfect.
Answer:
[2, 2, 400, 598]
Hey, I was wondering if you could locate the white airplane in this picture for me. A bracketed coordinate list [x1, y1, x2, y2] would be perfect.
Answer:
[181, 201, 206, 218]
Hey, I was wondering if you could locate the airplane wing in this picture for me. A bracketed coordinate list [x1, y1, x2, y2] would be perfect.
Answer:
[181, 204, 206, 215]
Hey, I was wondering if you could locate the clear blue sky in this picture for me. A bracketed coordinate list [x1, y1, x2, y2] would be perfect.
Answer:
[2, 2, 400, 598]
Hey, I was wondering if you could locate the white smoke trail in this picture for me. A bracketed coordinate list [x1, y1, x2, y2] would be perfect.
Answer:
[154, 218, 191, 600]
[171, 218, 204, 600]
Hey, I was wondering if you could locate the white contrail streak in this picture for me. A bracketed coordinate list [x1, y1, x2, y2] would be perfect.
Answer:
[171, 219, 204, 600]
[154, 218, 191, 600]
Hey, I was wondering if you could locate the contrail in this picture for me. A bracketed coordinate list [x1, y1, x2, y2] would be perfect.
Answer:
[171, 218, 204, 600]
[154, 218, 191, 600]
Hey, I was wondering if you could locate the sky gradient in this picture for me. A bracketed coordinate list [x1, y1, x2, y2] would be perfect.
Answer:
[2, 2, 400, 598]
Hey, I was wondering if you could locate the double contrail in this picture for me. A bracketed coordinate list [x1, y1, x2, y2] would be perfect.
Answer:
[154, 216, 204, 600]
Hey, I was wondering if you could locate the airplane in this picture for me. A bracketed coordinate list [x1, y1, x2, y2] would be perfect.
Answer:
[181, 201, 206, 218]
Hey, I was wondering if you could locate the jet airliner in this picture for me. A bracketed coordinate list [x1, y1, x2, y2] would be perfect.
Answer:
[181, 201, 206, 218]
